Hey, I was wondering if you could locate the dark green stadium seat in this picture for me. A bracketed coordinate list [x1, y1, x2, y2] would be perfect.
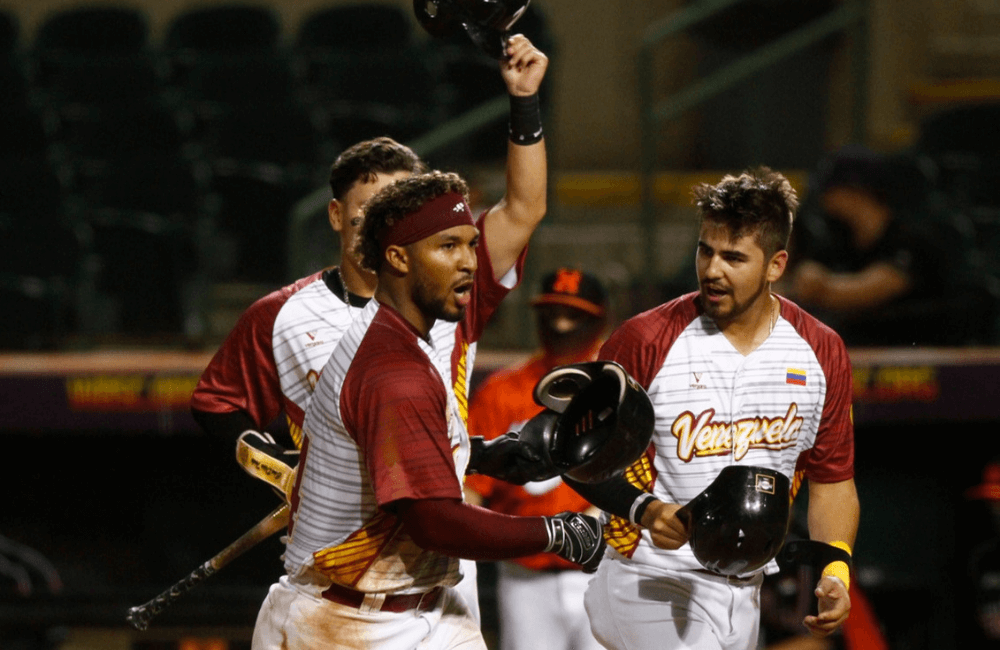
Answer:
[34, 6, 148, 55]
[165, 4, 281, 55]
[295, 3, 414, 51]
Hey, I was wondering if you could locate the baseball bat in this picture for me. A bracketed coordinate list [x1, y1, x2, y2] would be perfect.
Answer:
[126, 503, 290, 631]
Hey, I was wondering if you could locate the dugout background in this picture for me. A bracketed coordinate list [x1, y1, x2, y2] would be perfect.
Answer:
[1, 0, 999, 648]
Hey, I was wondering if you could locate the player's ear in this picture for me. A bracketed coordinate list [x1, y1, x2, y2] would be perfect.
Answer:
[384, 245, 409, 275]
[328, 199, 344, 233]
[766, 249, 788, 283]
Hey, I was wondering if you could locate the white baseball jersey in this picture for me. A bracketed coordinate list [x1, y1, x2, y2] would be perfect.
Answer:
[600, 292, 855, 575]
[285, 234, 523, 594]
[192, 269, 365, 446]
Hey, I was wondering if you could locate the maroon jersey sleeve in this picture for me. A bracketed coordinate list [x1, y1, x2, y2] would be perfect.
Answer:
[783, 299, 855, 483]
[342, 318, 464, 507]
[464, 212, 528, 342]
[191, 274, 320, 428]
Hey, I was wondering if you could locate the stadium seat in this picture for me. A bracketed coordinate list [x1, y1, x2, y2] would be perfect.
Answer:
[201, 100, 330, 171]
[916, 103, 1000, 209]
[34, 6, 149, 55]
[295, 3, 414, 51]
[73, 153, 210, 226]
[0, 106, 56, 160]
[165, 4, 282, 55]
[56, 100, 192, 166]
[209, 170, 299, 282]
[0, 154, 70, 220]
[0, 273, 74, 350]
[0, 213, 88, 281]
[0, 9, 19, 55]
[35, 54, 164, 109]
[180, 53, 298, 109]
[85, 210, 195, 335]
[0, 59, 33, 111]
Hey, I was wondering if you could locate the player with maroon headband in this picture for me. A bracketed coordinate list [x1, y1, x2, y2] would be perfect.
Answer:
[252, 171, 605, 649]
[565, 167, 859, 650]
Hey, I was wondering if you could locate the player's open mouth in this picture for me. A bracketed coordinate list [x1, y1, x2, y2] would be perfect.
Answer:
[702, 285, 728, 301]
[454, 280, 473, 305]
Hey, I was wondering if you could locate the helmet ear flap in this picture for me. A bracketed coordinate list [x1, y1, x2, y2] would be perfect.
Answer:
[533, 361, 654, 484]
[533, 364, 603, 413]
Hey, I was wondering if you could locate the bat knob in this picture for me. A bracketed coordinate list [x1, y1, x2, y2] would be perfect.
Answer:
[127, 606, 150, 631]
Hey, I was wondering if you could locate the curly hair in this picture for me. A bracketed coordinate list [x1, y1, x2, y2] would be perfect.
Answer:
[328, 137, 429, 201]
[356, 171, 471, 273]
[691, 166, 798, 257]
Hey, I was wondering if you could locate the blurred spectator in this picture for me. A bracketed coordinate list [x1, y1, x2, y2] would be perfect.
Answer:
[965, 459, 1000, 648]
[783, 145, 996, 346]
[465, 268, 609, 650]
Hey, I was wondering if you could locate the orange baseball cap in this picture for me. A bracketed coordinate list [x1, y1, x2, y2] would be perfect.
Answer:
[966, 461, 1000, 501]
[530, 268, 607, 318]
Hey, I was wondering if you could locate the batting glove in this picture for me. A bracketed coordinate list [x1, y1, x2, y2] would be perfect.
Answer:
[543, 511, 606, 573]
[467, 430, 557, 485]
[235, 430, 299, 502]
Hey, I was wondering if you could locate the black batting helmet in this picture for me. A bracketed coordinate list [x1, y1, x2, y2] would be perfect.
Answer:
[678, 466, 791, 576]
[522, 361, 655, 484]
[413, 0, 530, 59]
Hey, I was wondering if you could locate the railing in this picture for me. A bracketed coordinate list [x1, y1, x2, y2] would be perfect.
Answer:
[637, 0, 869, 288]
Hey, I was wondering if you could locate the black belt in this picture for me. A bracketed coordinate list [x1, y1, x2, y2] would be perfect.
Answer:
[321, 583, 443, 613]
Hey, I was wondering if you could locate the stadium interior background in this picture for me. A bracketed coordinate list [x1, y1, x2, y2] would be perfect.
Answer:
[2, 0, 999, 648]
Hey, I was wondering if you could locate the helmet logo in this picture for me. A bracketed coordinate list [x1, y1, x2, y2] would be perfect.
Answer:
[755, 474, 776, 494]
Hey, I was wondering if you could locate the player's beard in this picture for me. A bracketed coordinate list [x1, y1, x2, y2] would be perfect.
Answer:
[701, 276, 770, 327]
[413, 276, 468, 324]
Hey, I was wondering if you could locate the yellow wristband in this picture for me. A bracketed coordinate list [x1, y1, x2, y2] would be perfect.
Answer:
[820, 541, 852, 590]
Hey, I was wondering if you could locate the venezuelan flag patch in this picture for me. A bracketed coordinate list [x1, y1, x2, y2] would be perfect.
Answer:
[786, 368, 807, 386]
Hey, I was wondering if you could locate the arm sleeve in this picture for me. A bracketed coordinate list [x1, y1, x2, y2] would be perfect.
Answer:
[563, 475, 647, 520]
[191, 408, 257, 441]
[397, 497, 549, 561]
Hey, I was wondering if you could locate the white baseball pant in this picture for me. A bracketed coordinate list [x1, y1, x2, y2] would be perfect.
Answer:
[584, 552, 763, 650]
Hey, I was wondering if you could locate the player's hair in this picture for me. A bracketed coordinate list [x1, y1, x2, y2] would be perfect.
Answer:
[357, 171, 471, 273]
[691, 166, 798, 256]
[328, 137, 429, 200]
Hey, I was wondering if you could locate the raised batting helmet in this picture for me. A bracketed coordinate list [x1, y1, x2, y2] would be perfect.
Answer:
[413, 0, 530, 59]
[679, 466, 791, 576]
[519, 361, 655, 484]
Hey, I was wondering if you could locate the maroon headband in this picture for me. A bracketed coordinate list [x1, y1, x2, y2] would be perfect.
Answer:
[379, 192, 476, 251]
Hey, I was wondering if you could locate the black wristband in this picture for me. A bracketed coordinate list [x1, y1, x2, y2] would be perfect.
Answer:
[466, 436, 486, 475]
[631, 493, 657, 527]
[509, 93, 543, 145]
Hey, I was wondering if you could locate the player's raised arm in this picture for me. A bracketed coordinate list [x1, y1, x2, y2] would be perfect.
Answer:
[482, 33, 548, 279]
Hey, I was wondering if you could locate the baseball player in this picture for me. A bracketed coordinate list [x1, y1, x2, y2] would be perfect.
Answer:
[567, 167, 860, 650]
[191, 34, 551, 626]
[253, 171, 605, 650]
[465, 268, 609, 650]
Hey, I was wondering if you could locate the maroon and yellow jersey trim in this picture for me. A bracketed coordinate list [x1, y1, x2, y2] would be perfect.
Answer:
[312, 510, 401, 587]
[605, 450, 657, 558]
